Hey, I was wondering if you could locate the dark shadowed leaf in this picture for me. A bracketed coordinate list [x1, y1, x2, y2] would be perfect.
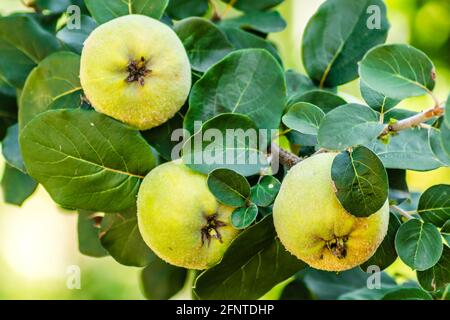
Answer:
[417, 245, 450, 292]
[282, 102, 325, 135]
[19, 52, 83, 129]
[250, 176, 281, 207]
[100, 210, 156, 267]
[2, 124, 26, 172]
[429, 128, 450, 166]
[360, 80, 400, 113]
[221, 0, 284, 12]
[285, 70, 317, 98]
[387, 169, 410, 204]
[77, 211, 109, 258]
[417, 184, 450, 227]
[302, 0, 389, 87]
[184, 49, 286, 133]
[36, 0, 71, 13]
[231, 203, 258, 229]
[318, 104, 384, 150]
[193, 215, 306, 300]
[220, 11, 286, 34]
[57, 15, 98, 54]
[20, 109, 156, 212]
[85, 0, 168, 24]
[141, 258, 187, 300]
[360, 44, 436, 100]
[442, 221, 450, 246]
[174, 17, 233, 72]
[207, 168, 250, 207]
[279, 279, 314, 300]
[331, 146, 388, 217]
[395, 219, 443, 271]
[361, 213, 401, 271]
[0, 15, 61, 88]
[382, 287, 433, 300]
[288, 90, 345, 113]
[1, 164, 37, 206]
[338, 286, 398, 300]
[166, 0, 208, 20]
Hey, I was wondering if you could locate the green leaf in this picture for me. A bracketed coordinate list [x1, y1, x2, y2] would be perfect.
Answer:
[331, 146, 388, 217]
[0, 93, 17, 140]
[445, 94, 450, 128]
[442, 220, 450, 246]
[360, 212, 401, 271]
[141, 107, 185, 161]
[288, 90, 345, 113]
[360, 80, 400, 113]
[221, 0, 283, 12]
[417, 245, 450, 292]
[338, 286, 398, 300]
[174, 17, 234, 73]
[100, 211, 156, 267]
[182, 113, 269, 177]
[220, 27, 281, 64]
[141, 258, 187, 300]
[429, 128, 450, 166]
[382, 287, 433, 300]
[1, 164, 37, 206]
[184, 49, 286, 133]
[250, 176, 281, 207]
[359, 44, 436, 100]
[77, 211, 109, 258]
[207, 168, 250, 207]
[0, 15, 61, 88]
[367, 128, 442, 171]
[19, 51, 83, 129]
[20, 109, 156, 212]
[231, 203, 258, 229]
[302, 0, 389, 87]
[395, 219, 443, 271]
[2, 124, 26, 173]
[85, 0, 169, 24]
[318, 104, 384, 150]
[193, 215, 306, 300]
[387, 169, 410, 204]
[301, 267, 396, 300]
[285, 70, 317, 98]
[280, 279, 314, 300]
[36, 0, 71, 13]
[220, 11, 286, 34]
[417, 184, 450, 227]
[166, 0, 208, 20]
[441, 124, 450, 157]
[282, 102, 325, 135]
[57, 15, 98, 54]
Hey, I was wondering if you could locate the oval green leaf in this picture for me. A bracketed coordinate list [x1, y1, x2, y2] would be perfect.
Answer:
[1, 164, 37, 207]
[429, 128, 450, 166]
[302, 0, 389, 87]
[417, 245, 450, 292]
[395, 219, 443, 271]
[282, 102, 325, 135]
[231, 203, 258, 229]
[360, 80, 400, 113]
[2, 124, 26, 173]
[318, 104, 384, 150]
[221, 0, 283, 12]
[382, 287, 433, 300]
[77, 211, 109, 258]
[360, 44, 436, 100]
[184, 49, 286, 133]
[166, 0, 208, 20]
[417, 184, 450, 227]
[20, 109, 156, 212]
[57, 15, 98, 54]
[250, 175, 281, 207]
[220, 11, 286, 34]
[331, 145, 388, 217]
[288, 90, 346, 113]
[207, 168, 250, 207]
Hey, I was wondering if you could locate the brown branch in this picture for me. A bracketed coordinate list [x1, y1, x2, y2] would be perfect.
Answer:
[270, 142, 303, 168]
[380, 104, 444, 137]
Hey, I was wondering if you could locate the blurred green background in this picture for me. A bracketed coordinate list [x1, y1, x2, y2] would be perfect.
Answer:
[0, 0, 449, 299]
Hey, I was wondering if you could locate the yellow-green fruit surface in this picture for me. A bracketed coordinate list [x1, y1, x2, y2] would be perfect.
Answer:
[273, 153, 389, 271]
[137, 161, 239, 270]
[80, 15, 191, 130]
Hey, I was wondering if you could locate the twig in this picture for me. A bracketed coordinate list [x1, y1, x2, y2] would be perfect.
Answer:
[380, 103, 444, 137]
[222, 0, 237, 18]
[270, 142, 303, 168]
[390, 205, 415, 220]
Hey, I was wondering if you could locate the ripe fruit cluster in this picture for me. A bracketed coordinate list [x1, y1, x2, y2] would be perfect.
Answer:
[79, 15, 388, 272]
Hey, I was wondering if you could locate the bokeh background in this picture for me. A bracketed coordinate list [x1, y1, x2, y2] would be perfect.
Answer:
[0, 0, 449, 299]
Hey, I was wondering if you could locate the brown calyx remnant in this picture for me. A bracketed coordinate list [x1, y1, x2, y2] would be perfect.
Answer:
[326, 236, 349, 259]
[200, 213, 227, 247]
[125, 56, 151, 86]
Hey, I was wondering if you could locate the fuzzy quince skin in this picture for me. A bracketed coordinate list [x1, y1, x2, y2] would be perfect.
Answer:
[80, 15, 191, 130]
[273, 153, 389, 272]
[137, 161, 239, 270]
